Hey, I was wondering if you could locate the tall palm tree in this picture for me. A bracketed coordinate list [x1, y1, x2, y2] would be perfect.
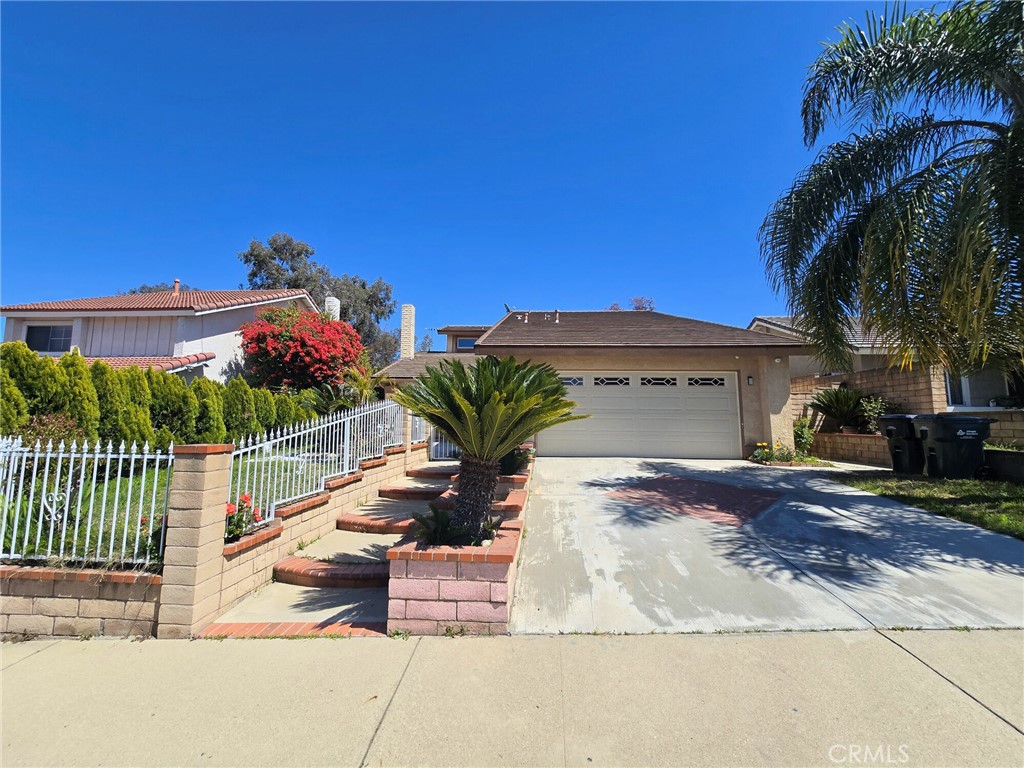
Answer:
[391, 356, 585, 542]
[760, 1, 1023, 375]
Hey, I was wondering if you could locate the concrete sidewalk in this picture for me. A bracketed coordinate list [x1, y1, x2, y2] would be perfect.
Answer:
[2, 630, 1021, 767]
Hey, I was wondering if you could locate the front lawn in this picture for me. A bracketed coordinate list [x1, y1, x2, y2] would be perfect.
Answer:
[836, 473, 1024, 541]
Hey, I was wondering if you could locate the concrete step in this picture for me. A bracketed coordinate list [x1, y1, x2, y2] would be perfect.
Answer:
[406, 461, 460, 480]
[273, 556, 388, 589]
[336, 497, 426, 534]
[379, 476, 450, 501]
[295, 529, 402, 564]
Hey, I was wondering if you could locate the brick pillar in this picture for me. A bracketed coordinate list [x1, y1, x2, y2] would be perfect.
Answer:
[156, 444, 233, 639]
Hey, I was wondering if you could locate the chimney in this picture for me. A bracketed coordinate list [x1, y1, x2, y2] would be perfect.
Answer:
[173, 278, 181, 295]
[400, 304, 415, 360]
[324, 296, 341, 321]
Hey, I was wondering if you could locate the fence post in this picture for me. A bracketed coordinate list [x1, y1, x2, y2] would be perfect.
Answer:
[156, 444, 234, 639]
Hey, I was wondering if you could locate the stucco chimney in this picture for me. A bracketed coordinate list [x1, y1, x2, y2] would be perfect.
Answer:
[173, 278, 181, 295]
[324, 296, 341, 321]
[400, 304, 415, 360]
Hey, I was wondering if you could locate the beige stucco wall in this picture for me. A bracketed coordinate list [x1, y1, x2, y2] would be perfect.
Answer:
[480, 346, 793, 453]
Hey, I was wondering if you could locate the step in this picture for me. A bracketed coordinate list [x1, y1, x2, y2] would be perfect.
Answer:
[379, 476, 450, 501]
[336, 497, 426, 534]
[273, 556, 389, 589]
[197, 582, 387, 638]
[406, 461, 460, 480]
[296, 529, 402, 564]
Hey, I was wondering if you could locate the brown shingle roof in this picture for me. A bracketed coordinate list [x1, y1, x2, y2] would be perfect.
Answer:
[748, 315, 879, 347]
[84, 352, 216, 373]
[381, 352, 480, 380]
[475, 311, 801, 348]
[2, 289, 313, 314]
[437, 325, 492, 335]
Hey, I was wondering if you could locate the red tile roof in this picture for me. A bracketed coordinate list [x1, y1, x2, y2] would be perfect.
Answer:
[84, 352, 216, 373]
[475, 311, 803, 348]
[1, 289, 313, 314]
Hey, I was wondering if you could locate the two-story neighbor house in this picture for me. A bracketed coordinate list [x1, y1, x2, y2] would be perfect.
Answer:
[1, 281, 316, 382]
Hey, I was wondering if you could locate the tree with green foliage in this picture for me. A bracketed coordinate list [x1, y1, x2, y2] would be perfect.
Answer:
[121, 367, 152, 411]
[251, 388, 277, 434]
[222, 377, 260, 443]
[58, 351, 100, 441]
[190, 377, 228, 444]
[392, 357, 585, 542]
[273, 391, 299, 428]
[0, 341, 71, 416]
[121, 281, 197, 294]
[146, 369, 199, 445]
[237, 233, 398, 366]
[761, 1, 1024, 374]
[91, 361, 154, 447]
[0, 368, 29, 435]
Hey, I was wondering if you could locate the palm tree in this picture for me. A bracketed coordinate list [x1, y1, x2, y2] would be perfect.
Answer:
[760, 1, 1023, 375]
[390, 356, 586, 542]
[344, 354, 390, 404]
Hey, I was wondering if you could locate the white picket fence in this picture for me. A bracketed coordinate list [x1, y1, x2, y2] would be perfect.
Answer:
[0, 438, 173, 567]
[226, 399, 406, 530]
[430, 428, 461, 461]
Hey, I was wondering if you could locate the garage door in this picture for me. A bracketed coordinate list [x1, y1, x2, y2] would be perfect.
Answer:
[536, 372, 741, 459]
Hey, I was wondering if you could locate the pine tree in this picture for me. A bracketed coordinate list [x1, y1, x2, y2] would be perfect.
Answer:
[190, 377, 227, 444]
[0, 368, 29, 435]
[59, 351, 100, 441]
[222, 377, 260, 442]
[252, 388, 277, 434]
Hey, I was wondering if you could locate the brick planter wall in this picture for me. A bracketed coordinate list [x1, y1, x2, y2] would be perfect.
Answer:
[0, 568, 160, 639]
[812, 432, 890, 467]
[386, 519, 522, 636]
[957, 410, 1024, 443]
[984, 449, 1024, 483]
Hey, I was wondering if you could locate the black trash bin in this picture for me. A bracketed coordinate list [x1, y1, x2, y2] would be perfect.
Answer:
[878, 415, 925, 475]
[913, 414, 996, 479]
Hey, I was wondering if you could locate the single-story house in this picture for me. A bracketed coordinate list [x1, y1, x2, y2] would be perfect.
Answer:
[1, 281, 316, 382]
[384, 305, 802, 459]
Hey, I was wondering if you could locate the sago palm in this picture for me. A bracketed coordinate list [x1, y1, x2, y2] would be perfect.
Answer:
[760, 1, 1023, 375]
[344, 354, 390, 404]
[390, 356, 586, 542]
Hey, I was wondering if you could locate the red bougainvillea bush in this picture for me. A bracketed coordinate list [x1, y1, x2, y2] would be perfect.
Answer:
[239, 307, 363, 390]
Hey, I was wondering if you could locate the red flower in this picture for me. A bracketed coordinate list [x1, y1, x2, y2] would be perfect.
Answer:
[226, 502, 237, 516]
[254, 509, 263, 522]
[240, 493, 252, 505]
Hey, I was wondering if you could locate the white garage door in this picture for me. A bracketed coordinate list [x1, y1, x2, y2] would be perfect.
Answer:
[537, 372, 741, 459]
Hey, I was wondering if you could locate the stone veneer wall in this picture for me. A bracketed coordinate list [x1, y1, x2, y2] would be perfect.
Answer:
[811, 433, 890, 467]
[1, 569, 160, 639]
[792, 366, 947, 423]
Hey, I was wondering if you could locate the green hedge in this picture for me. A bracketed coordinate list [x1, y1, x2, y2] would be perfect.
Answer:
[0, 342, 308, 448]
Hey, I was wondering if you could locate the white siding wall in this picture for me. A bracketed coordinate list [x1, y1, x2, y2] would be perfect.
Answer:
[81, 317, 177, 356]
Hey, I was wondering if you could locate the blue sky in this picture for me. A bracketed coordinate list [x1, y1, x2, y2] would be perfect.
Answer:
[1, 2, 921, 346]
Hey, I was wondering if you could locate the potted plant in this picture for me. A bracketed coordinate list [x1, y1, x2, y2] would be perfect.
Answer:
[810, 387, 865, 434]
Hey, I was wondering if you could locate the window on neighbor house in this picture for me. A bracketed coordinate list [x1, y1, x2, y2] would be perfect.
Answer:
[25, 325, 73, 354]
[455, 337, 476, 350]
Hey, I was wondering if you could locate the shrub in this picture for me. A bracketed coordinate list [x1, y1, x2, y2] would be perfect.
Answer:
[793, 417, 815, 455]
[411, 504, 470, 545]
[153, 426, 175, 452]
[809, 387, 865, 430]
[121, 367, 152, 411]
[298, 384, 353, 416]
[0, 341, 71, 415]
[19, 413, 86, 446]
[222, 377, 260, 442]
[0, 369, 29, 435]
[225, 493, 263, 542]
[190, 377, 227, 444]
[58, 351, 100, 441]
[239, 306, 363, 390]
[147, 369, 199, 445]
[91, 361, 154, 447]
[273, 391, 299, 428]
[499, 447, 530, 476]
[859, 395, 890, 434]
[252, 388, 277, 433]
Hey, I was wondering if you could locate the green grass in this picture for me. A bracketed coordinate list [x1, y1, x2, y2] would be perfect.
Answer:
[836, 472, 1024, 540]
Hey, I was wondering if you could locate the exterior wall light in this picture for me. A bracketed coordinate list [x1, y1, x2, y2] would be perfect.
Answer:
[747, 376, 754, 386]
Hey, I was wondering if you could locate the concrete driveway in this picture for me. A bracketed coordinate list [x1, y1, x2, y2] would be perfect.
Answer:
[511, 458, 1024, 634]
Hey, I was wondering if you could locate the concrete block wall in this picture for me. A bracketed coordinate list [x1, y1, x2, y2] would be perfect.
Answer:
[811, 433, 890, 467]
[0, 569, 161, 639]
[958, 410, 1024, 443]
[792, 366, 947, 422]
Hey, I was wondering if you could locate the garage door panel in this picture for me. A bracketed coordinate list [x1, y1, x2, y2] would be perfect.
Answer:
[537, 371, 740, 459]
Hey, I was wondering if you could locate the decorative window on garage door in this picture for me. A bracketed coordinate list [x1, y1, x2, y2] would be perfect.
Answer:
[594, 376, 630, 386]
[687, 376, 726, 387]
[560, 376, 584, 386]
[640, 376, 677, 386]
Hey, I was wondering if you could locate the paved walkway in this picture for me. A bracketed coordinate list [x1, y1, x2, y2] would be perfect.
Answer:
[512, 458, 1024, 635]
[2, 630, 1021, 767]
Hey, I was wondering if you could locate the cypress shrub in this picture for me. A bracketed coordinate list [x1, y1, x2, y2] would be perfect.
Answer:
[58, 351, 100, 441]
[147, 369, 199, 445]
[0, 341, 71, 415]
[190, 377, 227, 444]
[90, 360, 131, 447]
[222, 377, 260, 442]
[252, 388, 277, 434]
[273, 391, 298, 428]
[121, 367, 152, 410]
[153, 426, 175, 453]
[0, 368, 29, 435]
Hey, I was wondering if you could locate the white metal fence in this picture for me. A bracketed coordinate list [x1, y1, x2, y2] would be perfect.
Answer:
[227, 399, 406, 531]
[430, 428, 461, 461]
[0, 438, 174, 567]
[411, 415, 428, 445]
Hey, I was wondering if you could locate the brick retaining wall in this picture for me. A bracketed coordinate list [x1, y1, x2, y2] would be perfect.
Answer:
[811, 433, 890, 467]
[792, 367, 947, 423]
[958, 410, 1024, 444]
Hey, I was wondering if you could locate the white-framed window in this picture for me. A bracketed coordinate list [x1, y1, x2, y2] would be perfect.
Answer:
[687, 376, 725, 387]
[25, 325, 73, 354]
[455, 337, 476, 350]
[641, 376, 677, 387]
[595, 376, 630, 386]
[560, 376, 584, 386]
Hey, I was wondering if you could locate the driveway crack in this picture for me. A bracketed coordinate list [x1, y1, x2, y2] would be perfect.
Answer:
[359, 636, 421, 767]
